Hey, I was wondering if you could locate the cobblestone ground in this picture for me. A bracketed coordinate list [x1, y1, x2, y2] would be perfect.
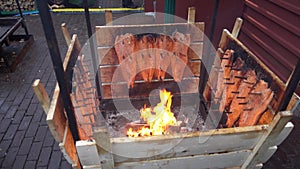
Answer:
[0, 12, 299, 169]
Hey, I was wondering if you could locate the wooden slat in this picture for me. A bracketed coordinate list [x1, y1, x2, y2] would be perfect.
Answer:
[257, 146, 277, 164]
[98, 42, 203, 65]
[59, 122, 77, 164]
[115, 150, 251, 169]
[96, 22, 205, 46]
[105, 10, 113, 25]
[101, 77, 199, 99]
[46, 84, 67, 142]
[269, 122, 294, 146]
[32, 79, 50, 114]
[231, 17, 243, 38]
[99, 60, 201, 83]
[187, 7, 196, 24]
[61, 23, 71, 46]
[76, 140, 101, 167]
[110, 125, 267, 163]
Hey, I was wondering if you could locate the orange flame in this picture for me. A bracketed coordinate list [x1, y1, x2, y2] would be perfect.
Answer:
[127, 89, 177, 137]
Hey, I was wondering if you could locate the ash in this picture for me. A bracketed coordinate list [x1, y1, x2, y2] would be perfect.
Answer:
[106, 105, 205, 138]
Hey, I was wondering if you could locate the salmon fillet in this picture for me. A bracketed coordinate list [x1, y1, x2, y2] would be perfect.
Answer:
[171, 32, 191, 82]
[219, 58, 244, 112]
[238, 80, 274, 127]
[146, 34, 156, 82]
[136, 35, 150, 82]
[226, 70, 257, 127]
[114, 33, 136, 87]
[214, 50, 234, 103]
[155, 35, 173, 80]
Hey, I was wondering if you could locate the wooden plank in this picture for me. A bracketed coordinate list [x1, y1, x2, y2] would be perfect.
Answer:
[269, 122, 294, 146]
[93, 127, 114, 169]
[61, 23, 71, 46]
[187, 7, 196, 24]
[97, 42, 203, 65]
[115, 150, 251, 169]
[96, 22, 205, 46]
[46, 84, 67, 142]
[32, 79, 50, 114]
[232, 17, 243, 38]
[110, 125, 267, 163]
[105, 10, 113, 25]
[59, 122, 77, 164]
[76, 140, 101, 167]
[101, 77, 199, 99]
[99, 60, 201, 83]
[257, 146, 277, 164]
[241, 111, 294, 168]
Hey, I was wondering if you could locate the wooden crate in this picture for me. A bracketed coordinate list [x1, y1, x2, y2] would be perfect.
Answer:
[33, 16, 300, 169]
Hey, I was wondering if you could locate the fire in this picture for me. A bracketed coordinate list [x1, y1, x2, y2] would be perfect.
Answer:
[127, 89, 177, 137]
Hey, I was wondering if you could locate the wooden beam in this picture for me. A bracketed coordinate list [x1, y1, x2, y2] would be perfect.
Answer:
[232, 17, 243, 38]
[32, 79, 50, 114]
[61, 22, 71, 46]
[105, 10, 113, 25]
[187, 7, 196, 24]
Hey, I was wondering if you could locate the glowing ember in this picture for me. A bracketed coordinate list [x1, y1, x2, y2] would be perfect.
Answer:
[127, 89, 177, 137]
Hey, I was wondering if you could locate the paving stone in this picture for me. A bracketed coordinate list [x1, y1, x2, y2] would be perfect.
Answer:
[0, 140, 11, 158]
[32, 107, 44, 122]
[34, 125, 48, 142]
[1, 147, 18, 168]
[0, 99, 5, 108]
[12, 93, 25, 106]
[12, 155, 27, 169]
[4, 105, 18, 119]
[53, 142, 60, 151]
[37, 147, 52, 167]
[19, 98, 31, 111]
[11, 130, 25, 147]
[11, 110, 25, 124]
[27, 141, 43, 161]
[48, 150, 62, 169]
[18, 137, 33, 155]
[26, 103, 38, 116]
[43, 130, 54, 147]
[0, 102, 12, 115]
[3, 124, 18, 140]
[0, 90, 11, 98]
[18, 116, 32, 131]
[0, 119, 11, 133]
[6, 88, 20, 102]
[24, 160, 36, 169]
[25, 122, 39, 138]
[0, 114, 4, 122]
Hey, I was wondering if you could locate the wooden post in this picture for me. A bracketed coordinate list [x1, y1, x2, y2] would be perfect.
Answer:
[187, 7, 196, 24]
[61, 23, 71, 46]
[105, 10, 113, 25]
[32, 79, 50, 114]
[232, 17, 243, 38]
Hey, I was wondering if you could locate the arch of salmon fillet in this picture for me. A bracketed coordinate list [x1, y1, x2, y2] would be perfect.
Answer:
[114, 33, 136, 88]
[171, 32, 191, 82]
[155, 35, 173, 80]
[214, 49, 234, 103]
[219, 57, 244, 113]
[238, 80, 274, 127]
[226, 70, 257, 127]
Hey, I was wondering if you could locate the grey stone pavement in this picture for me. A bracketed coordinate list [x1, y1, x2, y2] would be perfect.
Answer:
[0, 12, 299, 169]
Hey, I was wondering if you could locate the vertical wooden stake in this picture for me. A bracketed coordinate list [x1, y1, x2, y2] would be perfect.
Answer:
[232, 17, 243, 38]
[61, 23, 71, 46]
[32, 79, 50, 114]
[105, 10, 113, 25]
[187, 7, 196, 24]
